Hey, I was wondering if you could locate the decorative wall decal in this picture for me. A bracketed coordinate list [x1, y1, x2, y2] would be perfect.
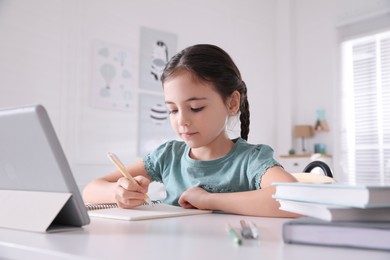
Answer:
[137, 27, 178, 156]
[137, 93, 177, 157]
[139, 27, 177, 92]
[91, 40, 136, 111]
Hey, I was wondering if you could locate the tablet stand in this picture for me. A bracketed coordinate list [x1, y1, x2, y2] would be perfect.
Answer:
[0, 190, 77, 232]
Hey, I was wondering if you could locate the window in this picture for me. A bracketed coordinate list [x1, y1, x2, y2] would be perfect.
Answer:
[340, 30, 390, 184]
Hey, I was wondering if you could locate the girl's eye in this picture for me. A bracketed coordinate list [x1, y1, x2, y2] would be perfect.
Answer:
[168, 109, 178, 114]
[191, 107, 204, 112]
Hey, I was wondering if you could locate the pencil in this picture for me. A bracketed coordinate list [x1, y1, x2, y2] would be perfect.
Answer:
[107, 152, 152, 205]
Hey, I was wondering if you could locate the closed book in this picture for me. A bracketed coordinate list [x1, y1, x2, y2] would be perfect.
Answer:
[283, 217, 390, 251]
[278, 199, 390, 222]
[273, 182, 390, 208]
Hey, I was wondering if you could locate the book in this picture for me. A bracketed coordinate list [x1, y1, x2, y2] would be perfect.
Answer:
[87, 203, 212, 221]
[277, 199, 390, 222]
[85, 200, 162, 211]
[273, 182, 390, 208]
[283, 217, 390, 251]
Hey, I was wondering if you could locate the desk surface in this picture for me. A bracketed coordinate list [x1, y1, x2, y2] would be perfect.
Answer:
[0, 214, 389, 260]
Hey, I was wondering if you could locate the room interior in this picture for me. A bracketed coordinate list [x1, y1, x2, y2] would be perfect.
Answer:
[0, 0, 389, 188]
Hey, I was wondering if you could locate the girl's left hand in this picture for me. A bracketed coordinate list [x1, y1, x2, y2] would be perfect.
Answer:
[178, 186, 211, 210]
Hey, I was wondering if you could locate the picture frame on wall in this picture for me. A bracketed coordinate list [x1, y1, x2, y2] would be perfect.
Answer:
[137, 27, 178, 156]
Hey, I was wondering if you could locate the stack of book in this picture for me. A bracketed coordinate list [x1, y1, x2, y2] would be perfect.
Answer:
[272, 182, 390, 251]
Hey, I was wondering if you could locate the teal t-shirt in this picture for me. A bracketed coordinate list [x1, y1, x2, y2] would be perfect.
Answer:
[144, 138, 281, 206]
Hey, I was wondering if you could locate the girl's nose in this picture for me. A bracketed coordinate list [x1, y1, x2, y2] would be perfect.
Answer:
[177, 112, 190, 126]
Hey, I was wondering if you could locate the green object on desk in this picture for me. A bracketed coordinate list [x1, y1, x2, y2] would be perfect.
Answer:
[227, 224, 242, 245]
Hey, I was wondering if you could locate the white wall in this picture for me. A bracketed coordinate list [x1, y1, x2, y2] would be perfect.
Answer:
[0, 0, 278, 187]
[285, 0, 390, 178]
[1, 0, 389, 186]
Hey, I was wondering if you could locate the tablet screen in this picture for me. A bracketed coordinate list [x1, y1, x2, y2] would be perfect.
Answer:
[0, 104, 90, 227]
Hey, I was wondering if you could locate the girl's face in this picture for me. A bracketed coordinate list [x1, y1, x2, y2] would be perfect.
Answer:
[163, 71, 231, 149]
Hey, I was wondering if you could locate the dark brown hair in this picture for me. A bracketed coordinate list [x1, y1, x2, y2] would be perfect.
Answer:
[161, 44, 250, 140]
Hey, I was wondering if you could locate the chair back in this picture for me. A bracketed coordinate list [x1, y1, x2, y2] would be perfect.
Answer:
[292, 161, 335, 183]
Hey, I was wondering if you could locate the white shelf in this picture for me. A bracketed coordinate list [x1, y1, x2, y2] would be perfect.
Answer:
[279, 154, 333, 173]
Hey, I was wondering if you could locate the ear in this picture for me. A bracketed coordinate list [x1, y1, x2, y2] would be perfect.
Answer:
[228, 91, 240, 115]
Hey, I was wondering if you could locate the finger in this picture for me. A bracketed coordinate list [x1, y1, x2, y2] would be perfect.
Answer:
[117, 177, 144, 192]
[115, 190, 145, 208]
[116, 197, 145, 209]
[115, 184, 146, 201]
[178, 194, 196, 209]
[134, 176, 150, 193]
[179, 200, 196, 209]
[114, 183, 147, 208]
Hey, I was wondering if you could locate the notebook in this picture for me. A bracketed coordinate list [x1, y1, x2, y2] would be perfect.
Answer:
[87, 203, 212, 221]
[85, 200, 161, 211]
[0, 104, 90, 232]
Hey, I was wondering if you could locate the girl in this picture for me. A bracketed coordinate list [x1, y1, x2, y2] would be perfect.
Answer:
[83, 44, 298, 217]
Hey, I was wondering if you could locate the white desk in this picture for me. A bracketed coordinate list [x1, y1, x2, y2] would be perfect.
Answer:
[0, 214, 389, 260]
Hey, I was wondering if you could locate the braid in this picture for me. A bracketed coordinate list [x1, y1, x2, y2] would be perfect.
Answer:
[239, 81, 250, 140]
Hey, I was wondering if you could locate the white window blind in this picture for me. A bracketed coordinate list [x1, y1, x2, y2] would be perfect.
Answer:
[341, 31, 390, 184]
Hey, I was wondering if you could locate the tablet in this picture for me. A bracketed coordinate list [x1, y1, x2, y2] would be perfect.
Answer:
[0, 104, 90, 228]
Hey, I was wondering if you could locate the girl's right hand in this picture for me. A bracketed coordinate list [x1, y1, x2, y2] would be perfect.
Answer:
[114, 176, 150, 208]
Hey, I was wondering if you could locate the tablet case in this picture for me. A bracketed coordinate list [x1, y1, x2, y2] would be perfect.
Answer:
[0, 104, 90, 232]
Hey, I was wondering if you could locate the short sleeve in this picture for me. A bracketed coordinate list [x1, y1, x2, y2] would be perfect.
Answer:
[143, 141, 174, 183]
[247, 144, 282, 189]
[143, 140, 186, 183]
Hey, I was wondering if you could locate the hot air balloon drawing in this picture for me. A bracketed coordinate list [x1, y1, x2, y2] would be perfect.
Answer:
[99, 63, 116, 97]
